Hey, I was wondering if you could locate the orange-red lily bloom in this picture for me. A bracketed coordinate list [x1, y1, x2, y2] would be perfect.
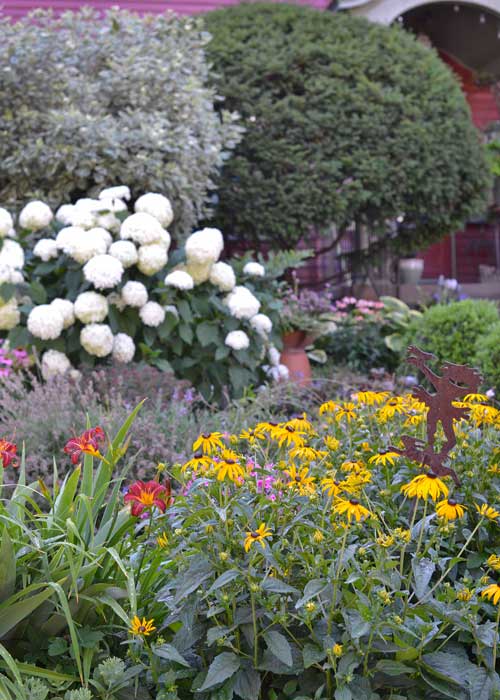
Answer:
[63, 427, 105, 464]
[124, 480, 171, 517]
[0, 439, 18, 468]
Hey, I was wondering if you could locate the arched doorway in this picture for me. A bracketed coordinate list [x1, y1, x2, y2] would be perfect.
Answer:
[349, 0, 500, 288]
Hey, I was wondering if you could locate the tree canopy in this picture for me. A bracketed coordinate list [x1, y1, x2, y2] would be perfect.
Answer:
[205, 3, 491, 255]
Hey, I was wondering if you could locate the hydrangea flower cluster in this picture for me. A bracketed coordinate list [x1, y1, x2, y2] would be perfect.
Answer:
[0, 188, 282, 391]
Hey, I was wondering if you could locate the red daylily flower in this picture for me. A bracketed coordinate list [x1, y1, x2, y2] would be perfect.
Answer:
[124, 480, 172, 517]
[64, 426, 105, 464]
[0, 439, 18, 468]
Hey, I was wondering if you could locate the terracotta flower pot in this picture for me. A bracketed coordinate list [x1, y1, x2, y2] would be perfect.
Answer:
[281, 331, 312, 386]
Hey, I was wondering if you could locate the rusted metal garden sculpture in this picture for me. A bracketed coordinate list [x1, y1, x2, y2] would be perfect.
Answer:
[391, 345, 483, 486]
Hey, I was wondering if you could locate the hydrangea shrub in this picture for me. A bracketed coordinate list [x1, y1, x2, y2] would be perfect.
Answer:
[0, 8, 242, 238]
[0, 190, 288, 402]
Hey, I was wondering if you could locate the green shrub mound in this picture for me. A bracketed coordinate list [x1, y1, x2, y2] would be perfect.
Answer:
[205, 3, 490, 252]
[474, 322, 500, 393]
[0, 8, 242, 237]
[405, 299, 500, 367]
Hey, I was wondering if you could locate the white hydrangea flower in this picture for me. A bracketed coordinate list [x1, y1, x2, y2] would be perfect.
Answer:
[225, 286, 261, 320]
[74, 291, 109, 324]
[0, 208, 13, 238]
[96, 197, 128, 215]
[209, 262, 236, 292]
[18, 201, 53, 231]
[80, 323, 114, 357]
[112, 333, 136, 363]
[164, 270, 194, 290]
[243, 261, 265, 277]
[0, 264, 22, 285]
[0, 240, 24, 270]
[225, 330, 250, 351]
[55, 204, 76, 226]
[0, 297, 20, 330]
[164, 304, 179, 319]
[109, 240, 138, 268]
[157, 228, 171, 251]
[134, 192, 174, 228]
[250, 313, 273, 337]
[119, 212, 166, 245]
[66, 229, 111, 265]
[41, 349, 72, 379]
[83, 254, 124, 290]
[50, 298, 75, 329]
[267, 363, 290, 382]
[99, 185, 131, 202]
[95, 211, 121, 233]
[33, 238, 58, 262]
[27, 304, 64, 340]
[56, 204, 96, 230]
[121, 280, 148, 308]
[185, 228, 224, 265]
[55, 226, 87, 253]
[268, 345, 280, 367]
[137, 244, 168, 276]
[139, 301, 166, 327]
[186, 262, 212, 285]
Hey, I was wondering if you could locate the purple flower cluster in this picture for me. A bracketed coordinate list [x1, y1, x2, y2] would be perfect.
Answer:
[284, 288, 336, 316]
[0, 340, 30, 378]
[247, 459, 281, 501]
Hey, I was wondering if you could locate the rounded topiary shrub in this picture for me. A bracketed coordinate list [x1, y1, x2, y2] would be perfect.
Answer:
[404, 299, 499, 368]
[205, 3, 490, 252]
[474, 322, 500, 393]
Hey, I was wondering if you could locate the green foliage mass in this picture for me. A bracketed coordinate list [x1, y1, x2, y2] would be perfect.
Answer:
[204, 3, 490, 252]
[474, 322, 500, 393]
[404, 299, 499, 367]
[0, 8, 242, 238]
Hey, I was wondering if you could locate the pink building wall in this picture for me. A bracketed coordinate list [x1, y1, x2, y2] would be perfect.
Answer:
[0, 0, 329, 20]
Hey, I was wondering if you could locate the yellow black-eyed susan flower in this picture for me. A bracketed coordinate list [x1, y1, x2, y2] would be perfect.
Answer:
[284, 464, 316, 495]
[321, 477, 343, 498]
[335, 402, 356, 423]
[272, 425, 306, 449]
[487, 555, 500, 571]
[212, 450, 245, 483]
[182, 452, 213, 473]
[376, 533, 394, 548]
[289, 444, 327, 462]
[244, 523, 272, 552]
[481, 583, 500, 605]
[475, 503, 500, 521]
[156, 533, 169, 549]
[436, 499, 466, 520]
[456, 588, 474, 602]
[192, 432, 224, 455]
[129, 616, 156, 637]
[369, 451, 400, 467]
[239, 427, 266, 445]
[400, 473, 448, 502]
[333, 497, 371, 523]
[319, 401, 339, 416]
[285, 413, 314, 433]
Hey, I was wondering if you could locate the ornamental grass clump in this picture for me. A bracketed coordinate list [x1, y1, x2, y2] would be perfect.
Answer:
[0, 389, 499, 697]
[0, 188, 293, 401]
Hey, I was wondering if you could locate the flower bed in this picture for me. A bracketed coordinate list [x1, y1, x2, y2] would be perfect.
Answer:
[0, 389, 499, 699]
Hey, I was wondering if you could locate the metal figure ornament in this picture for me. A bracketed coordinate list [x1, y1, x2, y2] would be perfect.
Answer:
[391, 346, 483, 486]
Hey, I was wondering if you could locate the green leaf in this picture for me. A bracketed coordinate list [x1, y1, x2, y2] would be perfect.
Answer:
[179, 322, 194, 345]
[263, 630, 293, 667]
[375, 659, 414, 676]
[0, 586, 56, 639]
[196, 321, 220, 347]
[412, 557, 435, 600]
[48, 638, 69, 656]
[172, 557, 213, 604]
[198, 652, 241, 692]
[0, 529, 15, 604]
[303, 643, 326, 668]
[295, 579, 327, 609]
[153, 643, 190, 668]
[177, 299, 193, 323]
[334, 688, 352, 700]
[233, 664, 261, 700]
[261, 579, 299, 595]
[208, 569, 241, 593]
[215, 345, 230, 361]
[29, 280, 47, 304]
